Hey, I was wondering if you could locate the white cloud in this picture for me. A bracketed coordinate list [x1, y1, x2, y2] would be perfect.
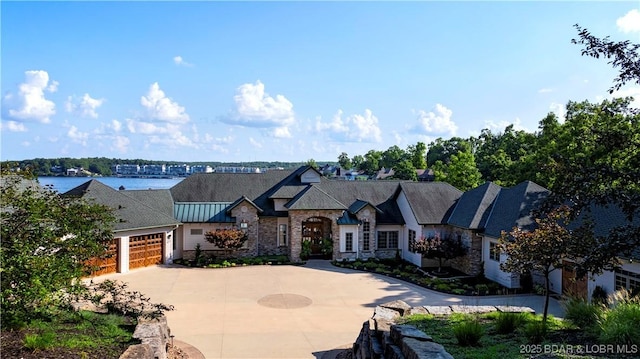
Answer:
[413, 104, 458, 136]
[140, 82, 189, 123]
[111, 119, 122, 132]
[617, 9, 640, 33]
[221, 81, 295, 138]
[112, 136, 130, 153]
[173, 56, 193, 67]
[67, 125, 89, 145]
[126, 119, 183, 135]
[549, 102, 566, 122]
[613, 86, 640, 108]
[538, 88, 554, 94]
[315, 109, 382, 142]
[1, 120, 27, 132]
[249, 137, 263, 148]
[65, 93, 105, 118]
[483, 117, 530, 132]
[5, 70, 57, 123]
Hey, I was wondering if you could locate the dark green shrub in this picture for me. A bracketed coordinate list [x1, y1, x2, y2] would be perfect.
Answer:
[564, 297, 602, 329]
[591, 285, 608, 305]
[599, 303, 640, 346]
[435, 283, 451, 292]
[452, 288, 466, 295]
[494, 312, 527, 334]
[475, 284, 489, 294]
[301, 240, 311, 260]
[524, 321, 547, 343]
[452, 320, 483, 346]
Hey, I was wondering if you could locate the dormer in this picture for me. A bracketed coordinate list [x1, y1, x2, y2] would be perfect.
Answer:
[299, 166, 321, 184]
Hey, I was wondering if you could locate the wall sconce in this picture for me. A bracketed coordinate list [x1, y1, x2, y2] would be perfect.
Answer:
[239, 220, 248, 229]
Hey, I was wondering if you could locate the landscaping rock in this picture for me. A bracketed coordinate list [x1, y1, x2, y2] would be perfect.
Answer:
[450, 305, 496, 314]
[495, 305, 535, 314]
[133, 315, 170, 359]
[373, 305, 402, 322]
[119, 344, 154, 359]
[401, 339, 453, 359]
[407, 306, 428, 316]
[380, 300, 412, 316]
[423, 306, 452, 315]
[70, 300, 109, 314]
[390, 325, 432, 343]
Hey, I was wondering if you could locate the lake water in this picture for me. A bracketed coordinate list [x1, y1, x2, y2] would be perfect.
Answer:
[38, 176, 184, 193]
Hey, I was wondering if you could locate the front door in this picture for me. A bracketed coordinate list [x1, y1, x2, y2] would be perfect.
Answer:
[303, 222, 324, 256]
[562, 260, 587, 299]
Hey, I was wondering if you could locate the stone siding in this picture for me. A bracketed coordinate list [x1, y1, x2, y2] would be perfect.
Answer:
[257, 217, 289, 257]
[289, 209, 342, 262]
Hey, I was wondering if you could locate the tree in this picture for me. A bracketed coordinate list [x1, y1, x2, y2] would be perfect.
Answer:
[351, 155, 364, 170]
[381, 145, 407, 169]
[572, 24, 640, 94]
[1, 170, 116, 328]
[305, 158, 318, 169]
[499, 206, 573, 324]
[432, 148, 482, 191]
[204, 228, 248, 256]
[414, 234, 467, 274]
[407, 141, 427, 169]
[392, 160, 417, 181]
[358, 150, 382, 175]
[426, 137, 469, 167]
[338, 152, 352, 169]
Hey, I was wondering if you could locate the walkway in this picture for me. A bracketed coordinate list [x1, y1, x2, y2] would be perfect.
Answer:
[100, 260, 564, 359]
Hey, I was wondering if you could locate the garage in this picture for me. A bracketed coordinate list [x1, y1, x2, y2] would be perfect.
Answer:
[129, 233, 164, 269]
[89, 238, 119, 276]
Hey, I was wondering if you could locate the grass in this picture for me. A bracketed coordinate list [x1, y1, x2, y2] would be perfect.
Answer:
[20, 310, 135, 353]
[397, 312, 618, 359]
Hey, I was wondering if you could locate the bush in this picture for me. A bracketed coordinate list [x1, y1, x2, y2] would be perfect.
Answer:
[599, 302, 640, 346]
[563, 297, 602, 329]
[524, 321, 547, 343]
[475, 284, 489, 294]
[452, 320, 483, 346]
[435, 283, 451, 292]
[591, 285, 608, 305]
[494, 312, 528, 334]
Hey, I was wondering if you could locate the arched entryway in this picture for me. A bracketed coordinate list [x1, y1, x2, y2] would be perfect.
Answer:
[302, 217, 333, 259]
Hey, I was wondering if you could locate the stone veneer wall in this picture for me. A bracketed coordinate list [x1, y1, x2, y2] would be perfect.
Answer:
[257, 217, 288, 256]
[288, 209, 343, 262]
[448, 230, 483, 276]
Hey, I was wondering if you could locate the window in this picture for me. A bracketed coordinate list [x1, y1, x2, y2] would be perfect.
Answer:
[615, 269, 640, 293]
[345, 233, 353, 252]
[377, 231, 398, 249]
[362, 221, 370, 251]
[190, 228, 203, 236]
[489, 241, 500, 261]
[408, 229, 417, 252]
[278, 224, 288, 246]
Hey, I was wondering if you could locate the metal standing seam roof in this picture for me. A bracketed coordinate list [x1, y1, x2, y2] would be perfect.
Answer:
[174, 202, 235, 223]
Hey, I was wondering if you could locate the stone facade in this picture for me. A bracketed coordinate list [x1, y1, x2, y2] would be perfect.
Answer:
[448, 229, 483, 276]
[257, 217, 288, 256]
[288, 209, 342, 262]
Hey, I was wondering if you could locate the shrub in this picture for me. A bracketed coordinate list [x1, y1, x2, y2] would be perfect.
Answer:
[599, 302, 640, 346]
[591, 285, 608, 305]
[435, 283, 451, 292]
[563, 297, 602, 329]
[452, 320, 483, 346]
[475, 284, 489, 294]
[494, 312, 527, 334]
[524, 321, 547, 343]
[452, 289, 466, 295]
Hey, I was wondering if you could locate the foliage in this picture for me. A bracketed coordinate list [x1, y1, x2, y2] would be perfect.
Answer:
[431, 142, 482, 190]
[523, 320, 547, 344]
[452, 319, 484, 346]
[79, 280, 174, 320]
[499, 205, 573, 323]
[493, 312, 527, 334]
[391, 160, 417, 181]
[204, 228, 248, 254]
[305, 158, 318, 169]
[414, 234, 467, 273]
[407, 141, 427, 169]
[338, 152, 352, 169]
[194, 243, 204, 266]
[591, 285, 608, 306]
[300, 239, 311, 260]
[0, 171, 116, 328]
[572, 24, 640, 94]
[598, 302, 640, 346]
[563, 297, 603, 329]
[321, 237, 333, 256]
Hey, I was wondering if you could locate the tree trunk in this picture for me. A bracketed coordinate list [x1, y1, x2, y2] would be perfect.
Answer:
[438, 257, 443, 273]
[543, 273, 551, 324]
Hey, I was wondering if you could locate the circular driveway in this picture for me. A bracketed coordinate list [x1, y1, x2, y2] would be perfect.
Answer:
[101, 260, 564, 359]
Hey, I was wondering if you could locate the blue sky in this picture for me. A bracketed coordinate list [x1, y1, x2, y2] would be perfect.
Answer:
[2, 1, 639, 163]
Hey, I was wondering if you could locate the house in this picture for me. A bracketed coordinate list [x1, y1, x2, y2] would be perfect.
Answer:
[63, 165, 639, 300]
[63, 180, 181, 275]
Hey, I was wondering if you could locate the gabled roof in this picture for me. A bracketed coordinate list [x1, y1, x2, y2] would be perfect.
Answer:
[269, 185, 307, 199]
[483, 181, 550, 238]
[337, 211, 361, 225]
[174, 202, 234, 223]
[227, 196, 263, 213]
[348, 199, 382, 215]
[64, 180, 181, 232]
[398, 182, 462, 224]
[123, 189, 174, 218]
[286, 185, 348, 210]
[448, 182, 501, 229]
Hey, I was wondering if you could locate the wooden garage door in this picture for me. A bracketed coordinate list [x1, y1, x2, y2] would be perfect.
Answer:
[89, 238, 119, 276]
[129, 233, 164, 269]
[562, 260, 587, 299]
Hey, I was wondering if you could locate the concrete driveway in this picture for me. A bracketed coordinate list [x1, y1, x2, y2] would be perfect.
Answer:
[100, 260, 564, 359]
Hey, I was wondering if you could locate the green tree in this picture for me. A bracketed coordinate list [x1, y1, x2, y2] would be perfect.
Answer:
[426, 137, 469, 167]
[392, 160, 417, 181]
[351, 155, 364, 170]
[0, 170, 116, 328]
[381, 145, 407, 169]
[305, 158, 318, 169]
[499, 206, 573, 324]
[358, 150, 382, 175]
[407, 141, 427, 169]
[432, 148, 482, 191]
[415, 234, 467, 274]
[338, 152, 352, 169]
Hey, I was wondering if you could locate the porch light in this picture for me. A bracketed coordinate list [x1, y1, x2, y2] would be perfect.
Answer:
[239, 220, 248, 229]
